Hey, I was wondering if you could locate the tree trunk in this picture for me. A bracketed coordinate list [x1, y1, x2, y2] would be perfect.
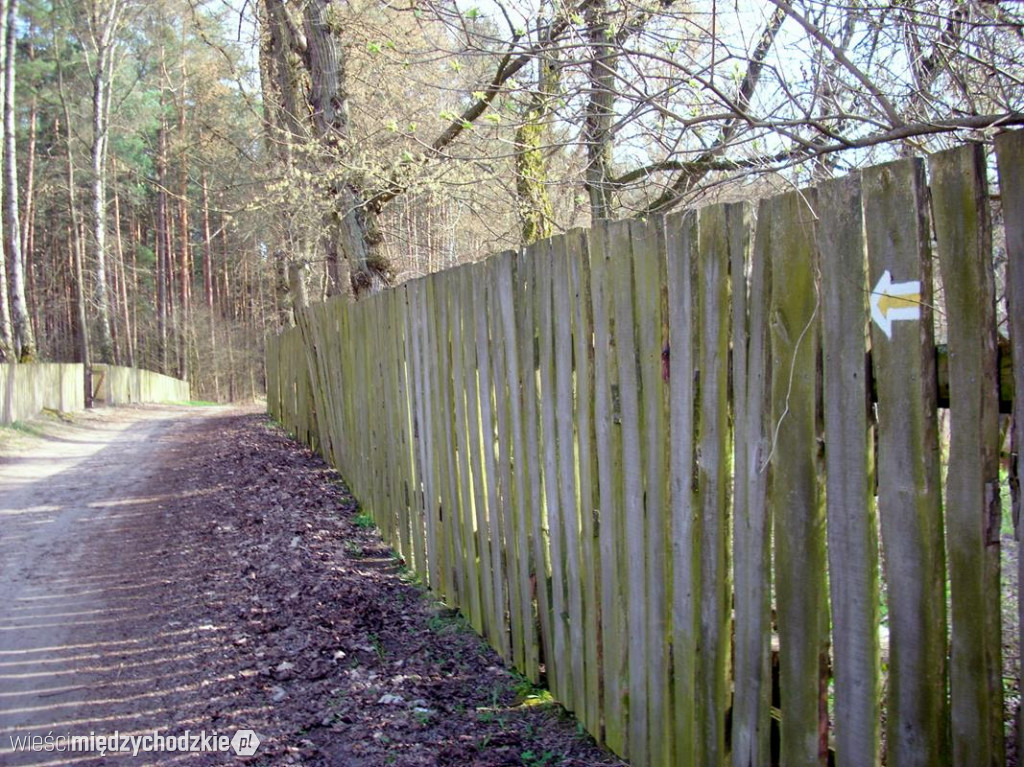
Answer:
[0, 0, 11, 362]
[583, 1, 618, 222]
[3, 0, 33, 360]
[55, 23, 91, 401]
[176, 36, 190, 382]
[87, 0, 123, 365]
[21, 43, 38, 352]
[201, 172, 219, 400]
[156, 116, 169, 373]
[113, 182, 134, 366]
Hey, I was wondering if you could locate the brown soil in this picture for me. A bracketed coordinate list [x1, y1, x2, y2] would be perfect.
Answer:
[0, 406, 624, 766]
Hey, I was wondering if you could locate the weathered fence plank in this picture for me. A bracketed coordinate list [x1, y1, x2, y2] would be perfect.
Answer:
[407, 283, 434, 584]
[591, 219, 627, 754]
[487, 255, 517, 666]
[568, 229, 602, 736]
[665, 210, 698, 767]
[473, 262, 509, 659]
[535, 241, 569, 704]
[463, 265, 498, 642]
[732, 199, 772, 767]
[609, 218, 647, 761]
[519, 245, 554, 688]
[428, 274, 460, 605]
[766, 189, 828, 767]
[696, 203, 732, 767]
[630, 218, 670, 766]
[817, 173, 880, 767]
[553, 234, 585, 714]
[930, 144, 1004, 767]
[862, 157, 948, 767]
[451, 266, 484, 632]
[495, 250, 540, 680]
[995, 129, 1024, 757]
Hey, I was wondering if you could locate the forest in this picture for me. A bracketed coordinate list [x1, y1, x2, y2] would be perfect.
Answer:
[0, 0, 1019, 400]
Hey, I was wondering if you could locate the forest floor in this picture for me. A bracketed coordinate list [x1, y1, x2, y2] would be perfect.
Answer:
[0, 405, 623, 766]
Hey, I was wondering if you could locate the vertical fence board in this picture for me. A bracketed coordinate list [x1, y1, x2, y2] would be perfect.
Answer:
[766, 189, 828, 767]
[632, 218, 671, 766]
[995, 130, 1024, 757]
[408, 283, 435, 584]
[429, 274, 461, 605]
[732, 199, 772, 767]
[474, 262, 509, 660]
[817, 173, 880, 767]
[569, 230, 602, 735]
[665, 210, 698, 766]
[553, 235, 584, 712]
[536, 241, 569, 703]
[496, 250, 540, 680]
[463, 265, 497, 642]
[451, 266, 484, 632]
[591, 220, 627, 754]
[487, 255, 518, 666]
[862, 157, 948, 767]
[609, 219, 646, 761]
[930, 144, 1004, 767]
[696, 204, 732, 767]
[519, 245, 554, 686]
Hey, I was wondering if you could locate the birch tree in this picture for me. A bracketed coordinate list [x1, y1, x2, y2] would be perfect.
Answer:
[5, 0, 35, 360]
[0, 0, 10, 362]
[83, 0, 128, 363]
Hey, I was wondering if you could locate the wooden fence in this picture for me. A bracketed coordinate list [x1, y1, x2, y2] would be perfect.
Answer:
[1, 363, 84, 424]
[91, 363, 192, 405]
[1, 363, 191, 424]
[266, 136, 1024, 767]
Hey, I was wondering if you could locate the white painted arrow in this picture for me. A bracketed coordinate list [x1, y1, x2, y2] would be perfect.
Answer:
[870, 269, 921, 339]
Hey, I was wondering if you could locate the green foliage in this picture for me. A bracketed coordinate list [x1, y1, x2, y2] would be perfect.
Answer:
[353, 511, 376, 529]
[520, 749, 560, 766]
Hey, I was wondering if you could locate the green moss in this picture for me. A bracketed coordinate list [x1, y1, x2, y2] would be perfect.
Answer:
[515, 117, 554, 245]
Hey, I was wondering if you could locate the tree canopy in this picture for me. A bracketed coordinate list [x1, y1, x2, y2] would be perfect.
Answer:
[0, 0, 1019, 396]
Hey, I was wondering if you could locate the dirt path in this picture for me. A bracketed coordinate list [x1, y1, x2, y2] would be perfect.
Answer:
[0, 407, 622, 766]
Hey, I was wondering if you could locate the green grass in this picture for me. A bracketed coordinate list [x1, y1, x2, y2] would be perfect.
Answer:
[1000, 467, 1015, 537]
[353, 511, 376, 529]
[170, 399, 221, 407]
[521, 749, 560, 766]
[0, 420, 50, 441]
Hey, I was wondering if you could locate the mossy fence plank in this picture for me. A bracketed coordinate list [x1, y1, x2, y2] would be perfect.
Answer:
[931, 144, 1005, 767]
[995, 130, 1024, 754]
[816, 173, 881, 767]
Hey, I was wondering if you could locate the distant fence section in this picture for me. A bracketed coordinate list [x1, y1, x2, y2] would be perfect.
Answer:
[91, 364, 191, 406]
[1, 363, 190, 424]
[0, 363, 84, 424]
[267, 135, 1024, 767]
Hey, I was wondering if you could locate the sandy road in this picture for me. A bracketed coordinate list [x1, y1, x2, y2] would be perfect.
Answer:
[0, 406, 624, 767]
[0, 406, 227, 765]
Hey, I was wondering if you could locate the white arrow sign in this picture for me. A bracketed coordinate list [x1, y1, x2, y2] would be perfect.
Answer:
[870, 269, 921, 339]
